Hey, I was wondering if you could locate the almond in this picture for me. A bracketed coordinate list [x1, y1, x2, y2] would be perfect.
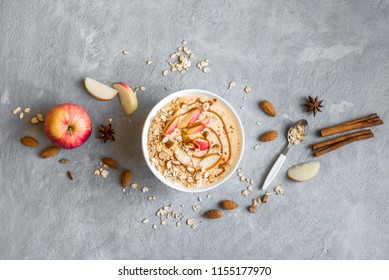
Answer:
[220, 200, 238, 210]
[20, 136, 39, 147]
[40, 146, 60, 158]
[259, 130, 278, 142]
[205, 209, 222, 219]
[260, 100, 276, 117]
[121, 169, 132, 187]
[101, 157, 119, 169]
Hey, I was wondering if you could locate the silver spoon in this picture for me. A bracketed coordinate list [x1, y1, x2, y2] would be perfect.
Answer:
[262, 119, 308, 190]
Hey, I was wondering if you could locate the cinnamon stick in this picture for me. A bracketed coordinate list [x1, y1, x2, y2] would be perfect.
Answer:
[313, 131, 374, 157]
[312, 130, 372, 151]
[320, 114, 383, 137]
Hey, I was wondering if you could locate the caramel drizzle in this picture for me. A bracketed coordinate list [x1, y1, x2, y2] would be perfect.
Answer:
[208, 110, 232, 165]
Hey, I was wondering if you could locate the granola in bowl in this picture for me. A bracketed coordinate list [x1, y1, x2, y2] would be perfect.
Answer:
[145, 91, 243, 191]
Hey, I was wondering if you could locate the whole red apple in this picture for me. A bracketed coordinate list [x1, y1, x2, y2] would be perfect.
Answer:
[44, 103, 92, 149]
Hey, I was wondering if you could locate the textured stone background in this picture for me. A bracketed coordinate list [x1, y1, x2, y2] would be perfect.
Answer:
[0, 0, 388, 259]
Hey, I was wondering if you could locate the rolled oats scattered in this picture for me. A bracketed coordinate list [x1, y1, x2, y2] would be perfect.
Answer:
[152, 224, 157, 230]
[142, 219, 149, 224]
[94, 169, 100, 176]
[176, 222, 181, 227]
[182, 40, 187, 45]
[140, 86, 146, 91]
[30, 117, 39, 124]
[122, 50, 129, 55]
[247, 186, 253, 192]
[274, 185, 285, 195]
[191, 224, 197, 229]
[37, 113, 44, 122]
[24, 108, 31, 113]
[131, 183, 138, 189]
[12, 107, 21, 114]
[257, 196, 262, 204]
[254, 144, 260, 150]
[141, 186, 149, 193]
[242, 190, 248, 196]
[186, 218, 194, 225]
[256, 121, 262, 126]
[161, 220, 167, 225]
[203, 67, 210, 73]
[206, 194, 212, 199]
[19, 112, 24, 119]
[244, 86, 251, 93]
[228, 81, 236, 89]
[101, 170, 109, 178]
[146, 60, 152, 64]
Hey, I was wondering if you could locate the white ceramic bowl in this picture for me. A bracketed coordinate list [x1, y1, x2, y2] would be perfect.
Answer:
[141, 89, 245, 193]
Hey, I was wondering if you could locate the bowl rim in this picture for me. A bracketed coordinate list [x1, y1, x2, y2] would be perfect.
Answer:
[141, 89, 245, 193]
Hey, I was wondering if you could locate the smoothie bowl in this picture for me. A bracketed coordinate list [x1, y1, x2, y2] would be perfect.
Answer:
[141, 89, 244, 193]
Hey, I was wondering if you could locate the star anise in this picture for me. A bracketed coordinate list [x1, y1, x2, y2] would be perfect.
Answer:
[304, 96, 324, 116]
[98, 123, 115, 143]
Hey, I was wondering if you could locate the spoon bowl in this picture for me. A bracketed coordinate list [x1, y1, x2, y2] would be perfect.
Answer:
[262, 119, 309, 190]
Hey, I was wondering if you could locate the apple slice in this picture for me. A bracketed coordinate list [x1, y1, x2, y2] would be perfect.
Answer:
[193, 138, 209, 151]
[112, 82, 138, 115]
[199, 154, 221, 170]
[84, 77, 118, 101]
[177, 108, 201, 128]
[186, 118, 210, 135]
[287, 161, 320, 182]
[163, 116, 181, 136]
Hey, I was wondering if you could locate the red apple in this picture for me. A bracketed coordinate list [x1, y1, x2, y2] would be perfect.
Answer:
[44, 103, 92, 149]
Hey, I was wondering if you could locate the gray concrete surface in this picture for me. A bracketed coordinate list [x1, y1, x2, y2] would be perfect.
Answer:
[1, 0, 388, 260]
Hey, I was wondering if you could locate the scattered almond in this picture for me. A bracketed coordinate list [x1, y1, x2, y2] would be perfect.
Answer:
[40, 146, 60, 158]
[220, 200, 238, 210]
[20, 136, 39, 147]
[259, 130, 278, 142]
[101, 157, 119, 169]
[263, 192, 271, 203]
[121, 170, 132, 188]
[260, 100, 276, 117]
[205, 209, 222, 219]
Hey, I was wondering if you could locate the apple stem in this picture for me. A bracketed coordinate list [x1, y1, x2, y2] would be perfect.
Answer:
[67, 126, 73, 136]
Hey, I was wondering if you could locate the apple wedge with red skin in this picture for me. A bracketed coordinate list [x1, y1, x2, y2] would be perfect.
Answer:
[177, 108, 201, 128]
[163, 116, 182, 136]
[193, 138, 209, 151]
[186, 117, 210, 135]
[112, 82, 138, 115]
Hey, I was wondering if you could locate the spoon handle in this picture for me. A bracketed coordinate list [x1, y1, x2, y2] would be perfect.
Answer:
[262, 154, 286, 190]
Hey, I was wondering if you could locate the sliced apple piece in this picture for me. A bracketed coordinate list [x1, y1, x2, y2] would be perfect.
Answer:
[199, 154, 221, 170]
[193, 138, 209, 151]
[163, 116, 181, 136]
[84, 77, 118, 101]
[174, 148, 200, 166]
[186, 117, 210, 135]
[177, 108, 201, 128]
[287, 161, 320, 182]
[112, 82, 138, 115]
